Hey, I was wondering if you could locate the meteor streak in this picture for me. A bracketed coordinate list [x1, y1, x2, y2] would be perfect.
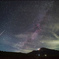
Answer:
[0, 30, 5, 36]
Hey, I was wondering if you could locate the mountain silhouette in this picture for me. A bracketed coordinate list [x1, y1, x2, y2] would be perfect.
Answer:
[28, 47, 59, 56]
[0, 47, 59, 59]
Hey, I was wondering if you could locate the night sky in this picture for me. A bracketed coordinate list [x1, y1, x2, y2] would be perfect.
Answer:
[0, 1, 59, 53]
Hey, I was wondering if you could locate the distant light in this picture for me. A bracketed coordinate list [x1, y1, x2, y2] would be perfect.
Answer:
[36, 48, 40, 50]
[44, 54, 47, 57]
[38, 54, 40, 56]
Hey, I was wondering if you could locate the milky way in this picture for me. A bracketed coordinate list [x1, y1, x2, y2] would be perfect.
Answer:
[0, 1, 59, 53]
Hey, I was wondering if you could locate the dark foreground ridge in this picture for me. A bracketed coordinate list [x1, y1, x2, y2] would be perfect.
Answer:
[0, 47, 59, 59]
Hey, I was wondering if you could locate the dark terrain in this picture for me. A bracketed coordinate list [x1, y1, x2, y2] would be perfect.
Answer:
[0, 48, 59, 59]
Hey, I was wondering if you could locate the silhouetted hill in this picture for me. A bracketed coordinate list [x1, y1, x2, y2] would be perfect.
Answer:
[28, 47, 59, 56]
[40, 47, 59, 56]
[0, 47, 59, 59]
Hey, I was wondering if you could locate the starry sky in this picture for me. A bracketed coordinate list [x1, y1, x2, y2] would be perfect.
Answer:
[0, 1, 59, 53]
